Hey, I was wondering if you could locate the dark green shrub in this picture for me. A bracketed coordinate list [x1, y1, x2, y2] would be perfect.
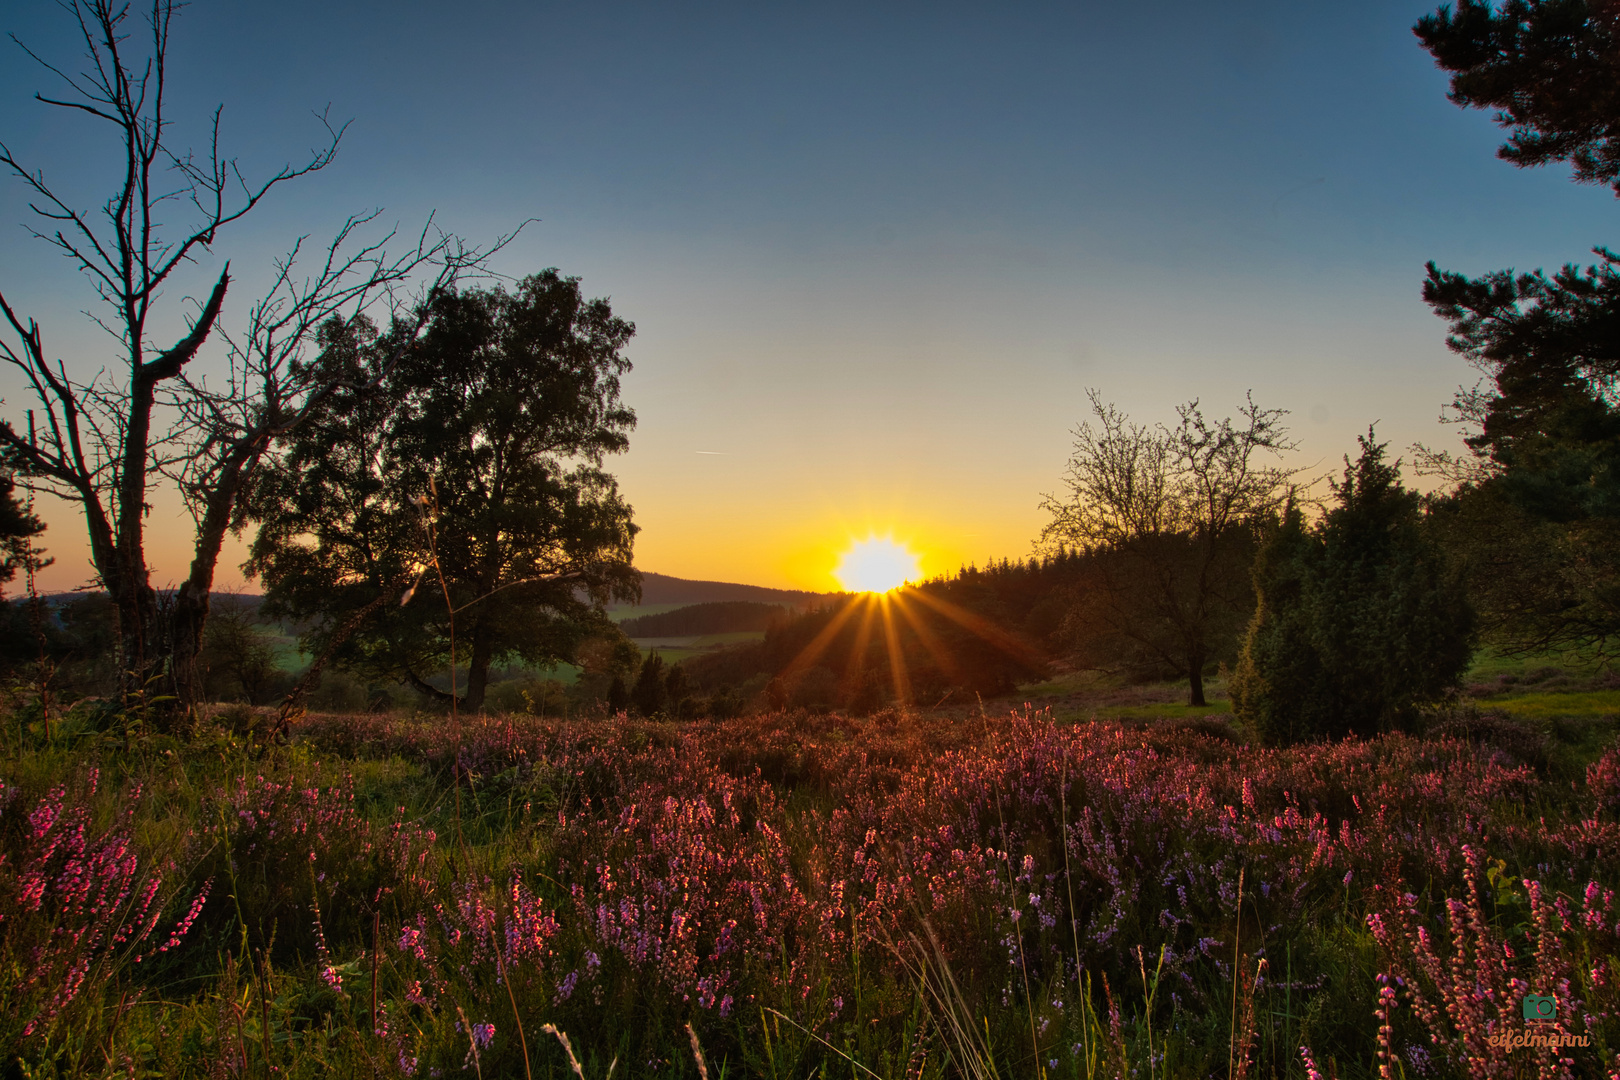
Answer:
[1230, 503, 1336, 743]
[1234, 433, 1475, 743]
[630, 652, 666, 716]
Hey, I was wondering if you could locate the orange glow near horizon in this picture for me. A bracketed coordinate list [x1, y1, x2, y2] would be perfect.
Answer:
[832, 534, 923, 593]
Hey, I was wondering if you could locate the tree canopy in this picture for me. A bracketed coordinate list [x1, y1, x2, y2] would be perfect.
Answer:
[249, 272, 641, 710]
[1039, 392, 1296, 705]
[1416, 0, 1620, 658]
[0, 0, 492, 710]
[0, 475, 44, 596]
[1415, 0, 1620, 194]
[1421, 252, 1620, 522]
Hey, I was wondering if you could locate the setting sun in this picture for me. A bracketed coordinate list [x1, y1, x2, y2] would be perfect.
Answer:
[833, 535, 923, 593]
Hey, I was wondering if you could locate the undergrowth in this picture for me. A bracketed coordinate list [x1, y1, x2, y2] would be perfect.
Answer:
[1, 699, 1617, 1078]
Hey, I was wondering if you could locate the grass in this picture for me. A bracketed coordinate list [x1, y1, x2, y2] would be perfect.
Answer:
[637, 646, 707, 666]
[632, 631, 766, 648]
[1488, 689, 1620, 720]
[1012, 649, 1620, 730]
[1015, 669, 1235, 724]
[1461, 645, 1613, 684]
[11, 623, 1617, 1079]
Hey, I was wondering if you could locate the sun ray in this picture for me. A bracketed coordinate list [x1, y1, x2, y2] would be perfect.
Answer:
[846, 593, 880, 694]
[778, 597, 866, 684]
[903, 588, 1044, 667]
[885, 591, 961, 702]
[877, 593, 913, 706]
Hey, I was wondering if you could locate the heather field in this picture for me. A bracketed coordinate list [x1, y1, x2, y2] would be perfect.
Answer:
[3, 700, 1619, 1080]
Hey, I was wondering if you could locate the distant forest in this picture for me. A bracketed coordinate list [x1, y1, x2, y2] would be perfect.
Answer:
[679, 553, 1083, 707]
[621, 572, 826, 609]
[619, 600, 791, 637]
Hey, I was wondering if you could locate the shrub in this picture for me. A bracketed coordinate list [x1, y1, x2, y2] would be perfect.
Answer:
[1234, 433, 1475, 743]
[0, 771, 209, 1048]
[1590, 739, 1620, 816]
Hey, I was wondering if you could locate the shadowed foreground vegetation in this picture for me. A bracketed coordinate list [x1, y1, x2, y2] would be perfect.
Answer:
[3, 690, 1618, 1079]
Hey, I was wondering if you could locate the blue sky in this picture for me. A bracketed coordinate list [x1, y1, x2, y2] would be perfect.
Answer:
[1, 0, 1614, 591]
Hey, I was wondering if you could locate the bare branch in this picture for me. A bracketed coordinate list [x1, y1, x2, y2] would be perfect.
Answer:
[2, 0, 518, 706]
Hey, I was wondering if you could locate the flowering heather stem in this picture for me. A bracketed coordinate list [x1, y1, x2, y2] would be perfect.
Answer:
[995, 790, 1042, 1076]
[370, 909, 380, 1037]
[456, 1006, 484, 1080]
[1300, 1044, 1325, 1080]
[257, 950, 274, 1078]
[1375, 977, 1397, 1080]
[1229, 865, 1244, 1080]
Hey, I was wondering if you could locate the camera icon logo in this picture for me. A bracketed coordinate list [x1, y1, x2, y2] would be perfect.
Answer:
[1523, 994, 1557, 1021]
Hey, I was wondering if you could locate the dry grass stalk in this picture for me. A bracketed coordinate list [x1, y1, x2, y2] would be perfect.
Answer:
[895, 923, 1002, 1080]
[541, 1024, 587, 1080]
[685, 1022, 710, 1080]
[497, 950, 533, 1080]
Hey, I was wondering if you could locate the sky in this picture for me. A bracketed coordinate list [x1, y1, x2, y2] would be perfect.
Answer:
[0, 0, 1615, 595]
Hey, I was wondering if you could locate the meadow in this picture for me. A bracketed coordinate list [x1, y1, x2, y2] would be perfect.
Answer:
[2, 669, 1618, 1080]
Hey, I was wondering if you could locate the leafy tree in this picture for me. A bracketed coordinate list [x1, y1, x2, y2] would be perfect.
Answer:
[574, 632, 643, 707]
[0, 475, 47, 676]
[1039, 391, 1296, 704]
[1420, 252, 1620, 521]
[707, 685, 744, 719]
[249, 273, 640, 710]
[1428, 480, 1620, 659]
[0, 474, 44, 596]
[1233, 435, 1476, 743]
[1415, 0, 1620, 655]
[0, 0, 490, 709]
[618, 601, 787, 637]
[1414, 0, 1620, 193]
[631, 653, 667, 717]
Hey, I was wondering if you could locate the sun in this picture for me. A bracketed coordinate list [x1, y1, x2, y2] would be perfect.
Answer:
[834, 535, 922, 593]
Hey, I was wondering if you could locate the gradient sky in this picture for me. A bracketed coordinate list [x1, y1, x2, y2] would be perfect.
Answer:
[2, 0, 1615, 594]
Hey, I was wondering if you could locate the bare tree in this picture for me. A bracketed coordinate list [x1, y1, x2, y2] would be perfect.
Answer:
[1039, 390, 1298, 705]
[0, 0, 501, 708]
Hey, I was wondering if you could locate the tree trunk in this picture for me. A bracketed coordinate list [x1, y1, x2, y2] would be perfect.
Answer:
[168, 580, 211, 709]
[1188, 661, 1207, 707]
[114, 271, 231, 708]
[166, 454, 256, 710]
[464, 620, 495, 712]
[111, 577, 160, 695]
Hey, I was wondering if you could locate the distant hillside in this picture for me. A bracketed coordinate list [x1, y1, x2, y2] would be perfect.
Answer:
[28, 573, 829, 619]
[616, 572, 830, 610]
[620, 600, 792, 637]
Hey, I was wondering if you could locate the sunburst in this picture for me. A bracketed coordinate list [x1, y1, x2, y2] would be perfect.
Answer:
[773, 571, 1041, 710]
[833, 535, 922, 593]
